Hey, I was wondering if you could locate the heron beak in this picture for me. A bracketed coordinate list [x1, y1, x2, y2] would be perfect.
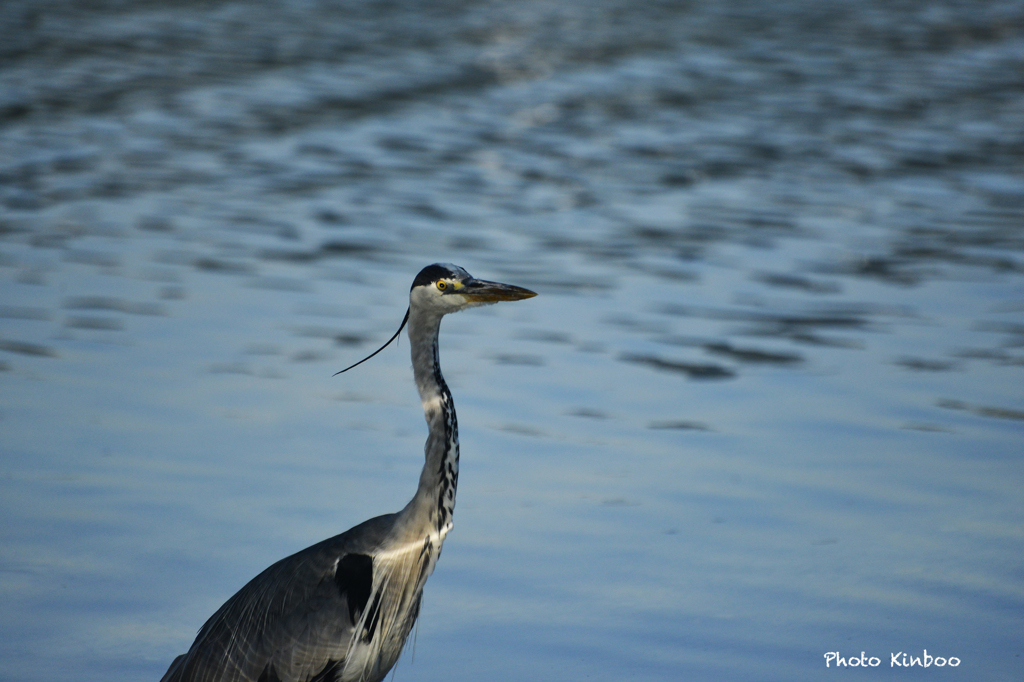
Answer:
[459, 278, 537, 302]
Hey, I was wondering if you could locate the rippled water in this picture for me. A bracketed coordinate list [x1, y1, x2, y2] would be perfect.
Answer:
[2, 1, 1023, 680]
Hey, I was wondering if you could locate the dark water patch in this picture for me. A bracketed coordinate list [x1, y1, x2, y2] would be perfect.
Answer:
[15, 268, 48, 285]
[226, 216, 300, 241]
[754, 272, 841, 294]
[492, 353, 544, 366]
[291, 350, 331, 363]
[515, 329, 573, 345]
[648, 420, 713, 431]
[64, 297, 166, 316]
[681, 206, 803, 244]
[974, 321, 1024, 342]
[314, 209, 350, 226]
[136, 216, 175, 233]
[290, 326, 345, 340]
[893, 242, 1022, 275]
[320, 240, 382, 257]
[122, 145, 172, 171]
[657, 303, 887, 348]
[600, 497, 639, 507]
[957, 209, 1024, 237]
[768, 331, 866, 349]
[660, 171, 696, 187]
[738, 317, 875, 348]
[820, 213, 1024, 286]
[496, 423, 546, 438]
[702, 341, 803, 365]
[658, 336, 805, 365]
[403, 201, 448, 220]
[621, 353, 735, 380]
[2, 187, 41, 210]
[28, 226, 81, 249]
[901, 422, 953, 433]
[193, 257, 255, 275]
[260, 249, 319, 264]
[1, 147, 99, 180]
[0, 339, 58, 357]
[649, 266, 699, 282]
[895, 357, 960, 372]
[297, 144, 343, 159]
[624, 223, 730, 261]
[538, 235, 624, 262]
[565, 408, 608, 419]
[602, 315, 669, 335]
[832, 255, 928, 287]
[937, 399, 1024, 422]
[628, 227, 682, 245]
[332, 392, 376, 403]
[262, 241, 380, 263]
[378, 135, 428, 154]
[659, 303, 874, 329]
[151, 249, 200, 267]
[0, 305, 49, 321]
[334, 333, 369, 348]
[913, 219, 1024, 250]
[290, 327, 370, 348]
[953, 348, 1010, 362]
[245, 276, 311, 292]
[446, 235, 491, 252]
[64, 316, 125, 331]
[62, 249, 121, 268]
[267, 170, 364, 196]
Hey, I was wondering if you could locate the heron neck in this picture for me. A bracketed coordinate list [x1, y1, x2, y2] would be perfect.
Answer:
[403, 308, 459, 536]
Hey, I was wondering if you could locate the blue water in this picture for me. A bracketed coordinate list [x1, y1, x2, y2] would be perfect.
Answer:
[1, 1, 1022, 680]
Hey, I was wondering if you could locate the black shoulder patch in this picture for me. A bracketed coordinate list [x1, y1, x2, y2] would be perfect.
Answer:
[335, 553, 373, 624]
[411, 263, 456, 290]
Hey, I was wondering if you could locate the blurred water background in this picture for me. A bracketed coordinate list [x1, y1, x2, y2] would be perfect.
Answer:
[1, 1, 1023, 680]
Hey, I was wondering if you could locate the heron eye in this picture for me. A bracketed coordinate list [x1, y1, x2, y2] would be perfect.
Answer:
[436, 281, 447, 291]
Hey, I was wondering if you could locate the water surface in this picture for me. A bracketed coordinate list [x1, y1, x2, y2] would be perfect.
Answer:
[1, 1, 1022, 680]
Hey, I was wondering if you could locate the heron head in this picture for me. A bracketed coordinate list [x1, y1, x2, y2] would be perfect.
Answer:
[410, 263, 537, 313]
[334, 264, 535, 376]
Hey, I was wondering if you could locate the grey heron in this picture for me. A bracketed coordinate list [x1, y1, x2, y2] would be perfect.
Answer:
[161, 263, 536, 682]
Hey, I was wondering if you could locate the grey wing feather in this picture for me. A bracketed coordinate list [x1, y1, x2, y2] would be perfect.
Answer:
[162, 514, 397, 682]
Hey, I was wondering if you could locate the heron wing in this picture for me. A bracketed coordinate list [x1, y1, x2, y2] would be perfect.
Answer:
[161, 514, 397, 682]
